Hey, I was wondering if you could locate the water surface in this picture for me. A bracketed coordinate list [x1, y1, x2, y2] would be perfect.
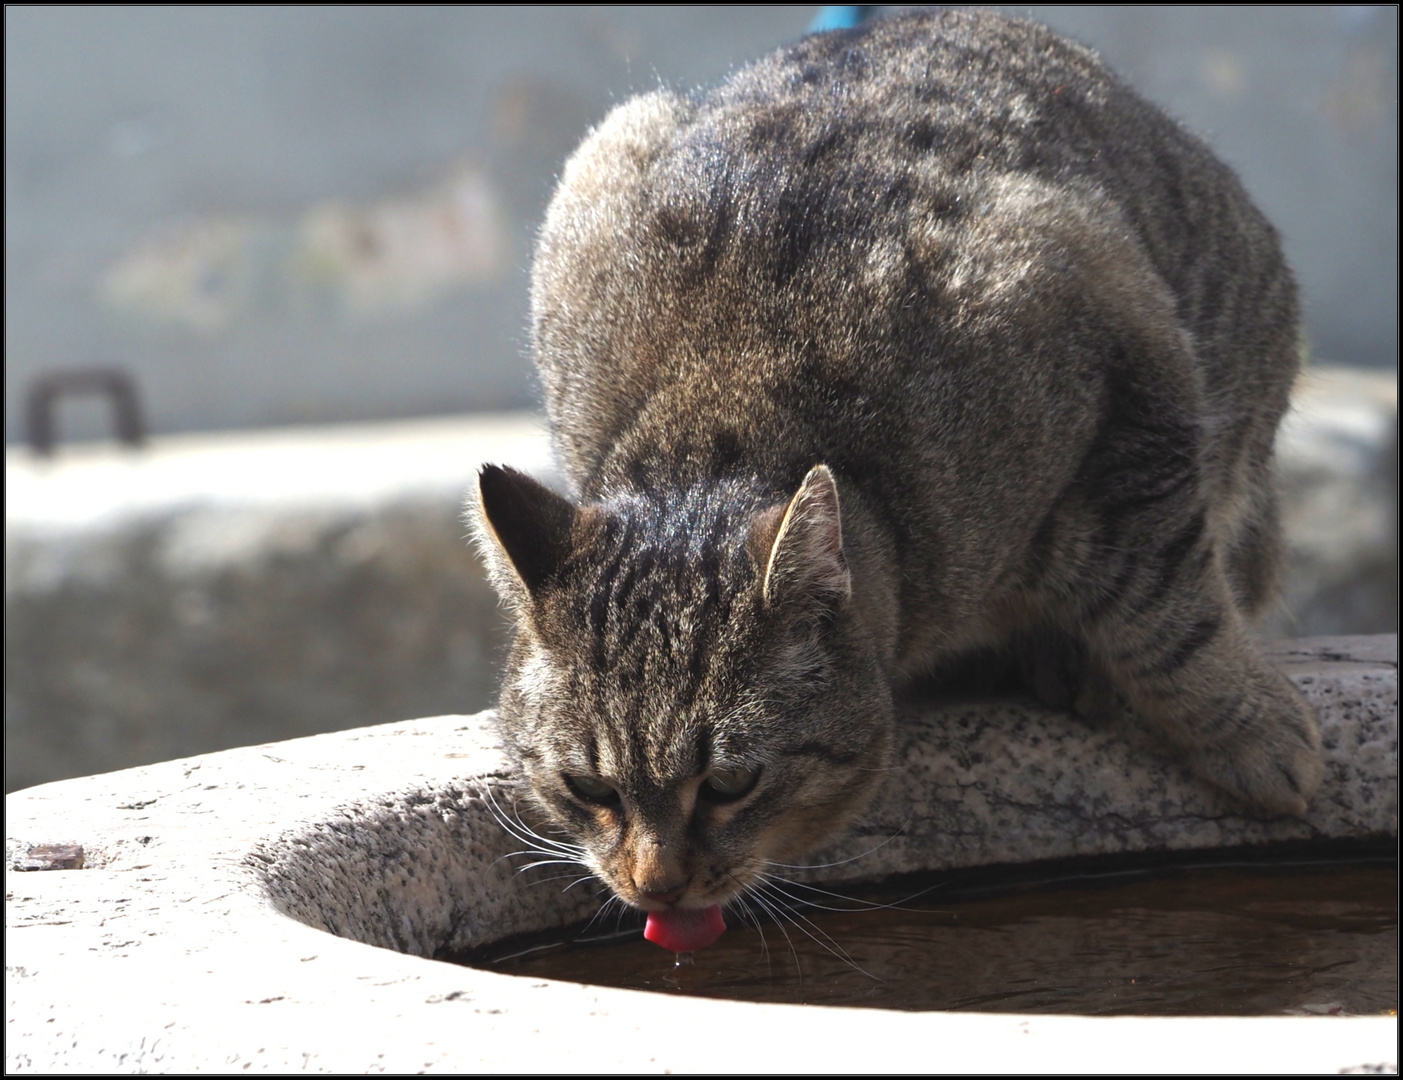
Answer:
[453, 852, 1397, 1016]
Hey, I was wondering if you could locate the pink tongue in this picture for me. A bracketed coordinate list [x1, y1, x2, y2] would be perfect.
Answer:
[643, 904, 726, 952]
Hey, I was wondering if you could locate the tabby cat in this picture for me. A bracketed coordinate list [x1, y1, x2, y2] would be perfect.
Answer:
[472, 9, 1323, 945]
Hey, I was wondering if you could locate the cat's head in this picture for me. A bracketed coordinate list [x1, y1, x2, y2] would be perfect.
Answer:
[471, 463, 893, 914]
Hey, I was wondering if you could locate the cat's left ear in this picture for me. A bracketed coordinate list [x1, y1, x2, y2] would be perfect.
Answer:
[473, 464, 578, 609]
[753, 464, 851, 610]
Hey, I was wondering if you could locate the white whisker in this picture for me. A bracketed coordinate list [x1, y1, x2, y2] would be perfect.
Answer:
[741, 883, 803, 979]
[751, 880, 881, 981]
[757, 871, 948, 912]
[561, 872, 602, 893]
[766, 815, 911, 870]
[480, 781, 585, 858]
[477, 780, 601, 905]
[581, 894, 625, 935]
[515, 857, 592, 873]
[523, 871, 591, 887]
[724, 884, 774, 975]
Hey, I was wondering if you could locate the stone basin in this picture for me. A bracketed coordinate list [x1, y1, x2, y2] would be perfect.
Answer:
[5, 636, 1397, 1072]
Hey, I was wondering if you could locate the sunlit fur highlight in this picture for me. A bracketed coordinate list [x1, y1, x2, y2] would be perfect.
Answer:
[472, 8, 1323, 922]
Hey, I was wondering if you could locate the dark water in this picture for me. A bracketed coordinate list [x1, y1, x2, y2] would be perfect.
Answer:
[452, 852, 1398, 1016]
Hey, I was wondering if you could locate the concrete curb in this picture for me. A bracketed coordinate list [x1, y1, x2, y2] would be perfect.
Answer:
[5, 636, 1396, 1072]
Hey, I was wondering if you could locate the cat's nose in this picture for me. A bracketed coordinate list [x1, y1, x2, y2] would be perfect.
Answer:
[630, 838, 690, 902]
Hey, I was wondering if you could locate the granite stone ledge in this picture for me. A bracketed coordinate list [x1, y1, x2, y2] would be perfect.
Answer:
[4, 635, 1396, 1073]
[802, 635, 1398, 885]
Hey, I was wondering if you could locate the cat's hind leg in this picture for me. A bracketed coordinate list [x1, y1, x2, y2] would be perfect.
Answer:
[1085, 597, 1321, 815]
[1068, 385, 1322, 816]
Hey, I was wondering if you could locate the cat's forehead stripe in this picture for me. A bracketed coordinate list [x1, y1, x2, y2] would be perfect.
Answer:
[581, 500, 745, 702]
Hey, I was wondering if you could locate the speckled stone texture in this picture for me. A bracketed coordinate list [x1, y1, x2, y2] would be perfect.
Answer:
[5, 635, 1396, 1072]
[798, 635, 1398, 886]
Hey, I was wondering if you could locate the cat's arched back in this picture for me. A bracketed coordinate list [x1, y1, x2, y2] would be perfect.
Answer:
[475, 9, 1322, 929]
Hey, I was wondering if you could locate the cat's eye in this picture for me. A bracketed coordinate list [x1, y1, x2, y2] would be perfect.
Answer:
[702, 765, 761, 801]
[564, 773, 620, 806]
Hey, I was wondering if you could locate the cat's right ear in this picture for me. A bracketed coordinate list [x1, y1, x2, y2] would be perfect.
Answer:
[473, 465, 578, 608]
[752, 464, 852, 612]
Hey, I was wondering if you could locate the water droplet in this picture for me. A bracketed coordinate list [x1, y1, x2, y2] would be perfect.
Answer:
[675, 951, 695, 967]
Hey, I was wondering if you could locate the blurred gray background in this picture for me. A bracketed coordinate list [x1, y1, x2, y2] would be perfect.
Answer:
[6, 6, 1397, 444]
[5, 7, 1397, 793]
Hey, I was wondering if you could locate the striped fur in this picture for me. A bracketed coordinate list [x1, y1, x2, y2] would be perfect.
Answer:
[473, 9, 1322, 917]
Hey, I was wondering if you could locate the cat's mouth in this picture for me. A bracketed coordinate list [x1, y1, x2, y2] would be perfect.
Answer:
[642, 903, 727, 952]
[614, 873, 743, 952]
